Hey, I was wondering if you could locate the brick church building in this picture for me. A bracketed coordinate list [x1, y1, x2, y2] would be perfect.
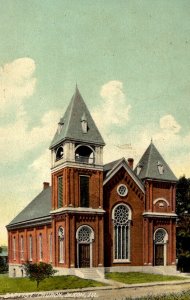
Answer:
[7, 87, 177, 279]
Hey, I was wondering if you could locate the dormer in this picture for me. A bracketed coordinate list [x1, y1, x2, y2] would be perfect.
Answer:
[81, 113, 88, 133]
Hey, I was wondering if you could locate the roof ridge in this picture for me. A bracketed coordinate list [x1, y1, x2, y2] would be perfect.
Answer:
[145, 143, 153, 178]
[64, 91, 76, 137]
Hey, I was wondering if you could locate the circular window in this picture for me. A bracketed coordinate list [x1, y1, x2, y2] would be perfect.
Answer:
[117, 184, 128, 197]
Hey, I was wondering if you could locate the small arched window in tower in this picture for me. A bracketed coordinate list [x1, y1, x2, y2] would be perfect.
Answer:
[157, 161, 164, 175]
[56, 146, 64, 161]
[81, 113, 88, 133]
[75, 145, 94, 164]
[57, 175, 63, 208]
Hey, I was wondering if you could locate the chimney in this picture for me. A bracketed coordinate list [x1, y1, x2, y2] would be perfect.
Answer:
[43, 182, 49, 190]
[127, 158, 134, 170]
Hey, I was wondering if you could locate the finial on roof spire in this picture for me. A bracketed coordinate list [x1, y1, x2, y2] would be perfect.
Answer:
[151, 138, 153, 143]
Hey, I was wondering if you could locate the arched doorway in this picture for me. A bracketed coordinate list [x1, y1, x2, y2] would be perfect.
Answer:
[76, 225, 94, 268]
[154, 228, 168, 266]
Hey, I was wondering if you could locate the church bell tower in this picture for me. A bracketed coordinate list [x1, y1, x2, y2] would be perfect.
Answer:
[49, 87, 105, 269]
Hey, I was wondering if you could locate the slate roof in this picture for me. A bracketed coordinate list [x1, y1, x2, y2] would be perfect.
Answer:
[103, 157, 145, 192]
[50, 87, 105, 149]
[103, 158, 122, 177]
[134, 142, 177, 182]
[7, 187, 51, 228]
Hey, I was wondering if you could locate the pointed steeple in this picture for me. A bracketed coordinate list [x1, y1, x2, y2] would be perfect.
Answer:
[134, 142, 177, 181]
[50, 87, 105, 149]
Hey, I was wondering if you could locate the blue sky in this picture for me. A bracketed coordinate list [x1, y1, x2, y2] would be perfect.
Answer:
[1, 0, 190, 244]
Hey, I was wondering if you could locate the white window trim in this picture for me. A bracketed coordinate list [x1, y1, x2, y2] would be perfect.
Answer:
[153, 198, 170, 207]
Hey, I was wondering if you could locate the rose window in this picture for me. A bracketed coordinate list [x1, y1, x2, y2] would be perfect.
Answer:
[114, 205, 129, 225]
[117, 184, 128, 197]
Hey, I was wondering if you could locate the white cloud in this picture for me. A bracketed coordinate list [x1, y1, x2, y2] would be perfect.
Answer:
[101, 111, 190, 178]
[0, 110, 60, 163]
[29, 149, 51, 185]
[92, 81, 131, 134]
[0, 58, 36, 113]
[160, 114, 181, 134]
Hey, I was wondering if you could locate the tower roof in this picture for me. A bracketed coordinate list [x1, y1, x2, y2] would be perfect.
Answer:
[50, 87, 105, 149]
[134, 141, 177, 182]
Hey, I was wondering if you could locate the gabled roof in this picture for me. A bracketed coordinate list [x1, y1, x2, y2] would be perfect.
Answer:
[50, 87, 105, 149]
[103, 158, 145, 193]
[7, 187, 51, 229]
[134, 142, 177, 182]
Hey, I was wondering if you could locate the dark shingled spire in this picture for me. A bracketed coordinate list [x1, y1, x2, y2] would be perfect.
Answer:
[50, 87, 105, 149]
[134, 142, 177, 182]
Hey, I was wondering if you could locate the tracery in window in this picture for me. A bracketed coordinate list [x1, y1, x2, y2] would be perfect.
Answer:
[112, 204, 131, 261]
[77, 226, 92, 243]
[117, 184, 128, 197]
[155, 229, 167, 244]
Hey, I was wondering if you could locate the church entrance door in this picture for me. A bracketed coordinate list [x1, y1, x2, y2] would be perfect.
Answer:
[79, 244, 90, 268]
[155, 244, 164, 266]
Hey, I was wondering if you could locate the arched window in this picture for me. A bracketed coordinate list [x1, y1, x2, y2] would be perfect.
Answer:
[20, 236, 24, 260]
[29, 235, 33, 261]
[154, 228, 168, 266]
[39, 233, 43, 261]
[49, 233, 52, 263]
[75, 145, 94, 164]
[112, 204, 132, 261]
[76, 225, 94, 268]
[154, 228, 168, 244]
[58, 227, 64, 263]
[13, 237, 16, 260]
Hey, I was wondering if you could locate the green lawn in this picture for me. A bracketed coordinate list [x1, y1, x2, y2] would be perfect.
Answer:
[0, 275, 105, 294]
[125, 291, 190, 300]
[105, 272, 187, 284]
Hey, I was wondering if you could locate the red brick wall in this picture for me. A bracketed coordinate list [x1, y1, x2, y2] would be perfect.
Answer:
[51, 167, 103, 209]
[103, 167, 145, 267]
[8, 225, 52, 265]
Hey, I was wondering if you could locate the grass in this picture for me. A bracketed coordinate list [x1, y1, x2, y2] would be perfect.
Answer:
[0, 275, 105, 294]
[125, 290, 190, 300]
[105, 272, 187, 284]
